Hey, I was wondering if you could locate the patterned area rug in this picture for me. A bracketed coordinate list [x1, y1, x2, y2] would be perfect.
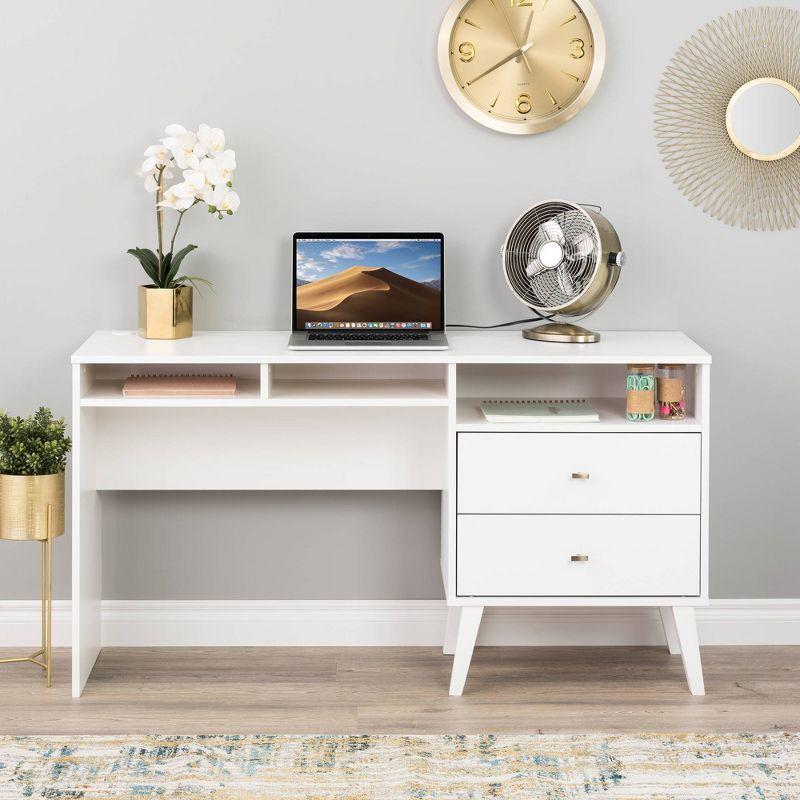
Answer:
[1, 734, 798, 799]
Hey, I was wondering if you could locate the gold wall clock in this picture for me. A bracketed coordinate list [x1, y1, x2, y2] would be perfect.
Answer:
[437, 0, 606, 135]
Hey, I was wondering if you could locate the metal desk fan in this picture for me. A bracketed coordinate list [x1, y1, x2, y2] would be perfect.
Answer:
[502, 200, 626, 343]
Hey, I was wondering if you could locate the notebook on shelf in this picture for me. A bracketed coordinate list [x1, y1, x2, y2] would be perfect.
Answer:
[479, 399, 599, 423]
[122, 375, 237, 398]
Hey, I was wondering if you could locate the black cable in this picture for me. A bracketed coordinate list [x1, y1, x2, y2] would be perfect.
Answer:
[447, 316, 548, 329]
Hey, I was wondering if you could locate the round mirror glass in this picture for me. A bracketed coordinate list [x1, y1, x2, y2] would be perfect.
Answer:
[726, 78, 800, 161]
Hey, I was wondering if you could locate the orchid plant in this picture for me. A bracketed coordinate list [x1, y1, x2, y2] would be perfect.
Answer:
[129, 123, 241, 290]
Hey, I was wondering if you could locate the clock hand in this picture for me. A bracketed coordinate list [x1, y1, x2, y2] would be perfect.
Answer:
[467, 42, 533, 87]
[518, 8, 535, 60]
[494, 0, 533, 73]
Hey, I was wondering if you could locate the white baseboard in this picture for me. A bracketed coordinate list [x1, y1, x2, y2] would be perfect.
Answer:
[0, 599, 798, 649]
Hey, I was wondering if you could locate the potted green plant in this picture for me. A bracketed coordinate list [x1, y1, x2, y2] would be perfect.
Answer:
[0, 408, 71, 543]
[129, 123, 241, 340]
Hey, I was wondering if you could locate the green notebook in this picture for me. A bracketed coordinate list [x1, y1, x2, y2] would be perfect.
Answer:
[480, 399, 599, 423]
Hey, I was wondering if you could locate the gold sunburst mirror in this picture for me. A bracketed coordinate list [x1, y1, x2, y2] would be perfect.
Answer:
[655, 7, 800, 231]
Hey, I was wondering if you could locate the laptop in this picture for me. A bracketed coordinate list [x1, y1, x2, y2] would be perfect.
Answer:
[289, 233, 449, 349]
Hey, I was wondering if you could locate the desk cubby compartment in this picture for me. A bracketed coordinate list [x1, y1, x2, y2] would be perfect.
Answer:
[79, 364, 262, 406]
[264, 363, 449, 406]
[455, 363, 701, 431]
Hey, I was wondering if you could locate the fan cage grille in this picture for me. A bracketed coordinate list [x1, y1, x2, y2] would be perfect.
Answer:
[503, 201, 601, 313]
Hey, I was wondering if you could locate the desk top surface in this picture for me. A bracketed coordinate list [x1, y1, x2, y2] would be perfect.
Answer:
[72, 331, 712, 365]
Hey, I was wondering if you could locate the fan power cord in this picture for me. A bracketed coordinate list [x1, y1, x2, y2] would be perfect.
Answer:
[447, 316, 548, 329]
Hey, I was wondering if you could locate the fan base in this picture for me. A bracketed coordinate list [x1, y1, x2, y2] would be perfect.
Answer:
[522, 323, 601, 344]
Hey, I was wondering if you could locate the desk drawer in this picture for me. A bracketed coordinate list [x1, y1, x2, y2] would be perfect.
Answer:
[457, 514, 700, 597]
[457, 433, 701, 515]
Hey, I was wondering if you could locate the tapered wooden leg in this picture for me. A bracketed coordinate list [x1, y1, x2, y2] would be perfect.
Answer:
[449, 606, 483, 697]
[671, 606, 705, 696]
[443, 607, 461, 655]
[659, 607, 681, 655]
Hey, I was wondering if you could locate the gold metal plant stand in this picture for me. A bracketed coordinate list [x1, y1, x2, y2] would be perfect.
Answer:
[0, 507, 54, 685]
[0, 473, 64, 687]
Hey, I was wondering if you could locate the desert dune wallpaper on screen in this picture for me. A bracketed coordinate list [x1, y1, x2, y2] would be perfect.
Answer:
[295, 239, 442, 328]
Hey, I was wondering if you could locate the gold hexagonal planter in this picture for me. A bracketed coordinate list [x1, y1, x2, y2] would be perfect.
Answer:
[138, 285, 193, 340]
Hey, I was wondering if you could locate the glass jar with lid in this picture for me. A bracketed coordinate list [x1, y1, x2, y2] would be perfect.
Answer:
[626, 365, 655, 421]
[656, 364, 687, 420]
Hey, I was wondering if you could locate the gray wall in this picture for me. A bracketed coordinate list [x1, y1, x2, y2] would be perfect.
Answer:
[1, 0, 798, 601]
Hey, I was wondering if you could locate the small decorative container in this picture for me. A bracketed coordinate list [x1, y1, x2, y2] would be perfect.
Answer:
[657, 364, 687, 420]
[138, 285, 193, 340]
[626, 365, 655, 421]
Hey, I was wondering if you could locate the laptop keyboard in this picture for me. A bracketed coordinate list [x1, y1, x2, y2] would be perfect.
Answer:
[308, 332, 430, 342]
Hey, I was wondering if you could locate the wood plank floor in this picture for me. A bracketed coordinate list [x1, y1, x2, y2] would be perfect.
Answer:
[0, 646, 798, 735]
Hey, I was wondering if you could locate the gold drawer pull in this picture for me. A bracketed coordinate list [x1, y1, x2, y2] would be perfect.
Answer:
[572, 472, 590, 480]
[570, 555, 589, 563]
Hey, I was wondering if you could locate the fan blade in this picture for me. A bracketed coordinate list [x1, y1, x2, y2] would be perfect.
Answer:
[526, 259, 547, 278]
[541, 219, 565, 242]
[557, 265, 576, 297]
[569, 232, 595, 259]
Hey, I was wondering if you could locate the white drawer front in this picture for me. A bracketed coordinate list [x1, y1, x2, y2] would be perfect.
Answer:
[457, 433, 701, 515]
[457, 514, 700, 597]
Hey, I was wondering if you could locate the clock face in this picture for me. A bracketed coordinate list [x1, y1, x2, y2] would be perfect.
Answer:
[438, 0, 606, 135]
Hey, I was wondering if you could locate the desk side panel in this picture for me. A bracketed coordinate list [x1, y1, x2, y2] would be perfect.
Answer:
[442, 365, 457, 600]
[698, 364, 711, 603]
[72, 365, 101, 697]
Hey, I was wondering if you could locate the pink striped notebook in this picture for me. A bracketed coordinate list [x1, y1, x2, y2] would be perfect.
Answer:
[122, 375, 237, 397]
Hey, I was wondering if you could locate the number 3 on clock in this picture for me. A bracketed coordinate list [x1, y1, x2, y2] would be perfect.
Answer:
[570, 38, 586, 59]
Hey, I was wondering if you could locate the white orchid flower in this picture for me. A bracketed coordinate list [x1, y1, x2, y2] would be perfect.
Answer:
[141, 143, 172, 173]
[164, 123, 187, 137]
[172, 176, 203, 204]
[136, 143, 175, 191]
[201, 149, 237, 186]
[158, 182, 196, 211]
[198, 123, 225, 155]
[162, 129, 205, 171]
[137, 164, 174, 192]
[207, 184, 240, 215]
[200, 182, 215, 205]
[156, 184, 180, 209]
[182, 169, 208, 199]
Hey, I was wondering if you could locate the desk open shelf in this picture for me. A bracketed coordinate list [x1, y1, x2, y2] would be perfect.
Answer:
[265, 363, 448, 406]
[80, 363, 448, 408]
[268, 379, 447, 406]
[82, 378, 447, 407]
[456, 397, 702, 432]
[82, 379, 263, 407]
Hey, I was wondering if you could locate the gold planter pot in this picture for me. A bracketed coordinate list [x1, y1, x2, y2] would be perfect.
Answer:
[0, 473, 64, 541]
[0, 472, 65, 687]
[138, 285, 193, 340]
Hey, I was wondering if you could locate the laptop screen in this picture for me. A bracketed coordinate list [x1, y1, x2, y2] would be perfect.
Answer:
[293, 234, 444, 332]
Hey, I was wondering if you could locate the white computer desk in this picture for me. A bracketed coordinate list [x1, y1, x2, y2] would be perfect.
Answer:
[71, 330, 711, 697]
